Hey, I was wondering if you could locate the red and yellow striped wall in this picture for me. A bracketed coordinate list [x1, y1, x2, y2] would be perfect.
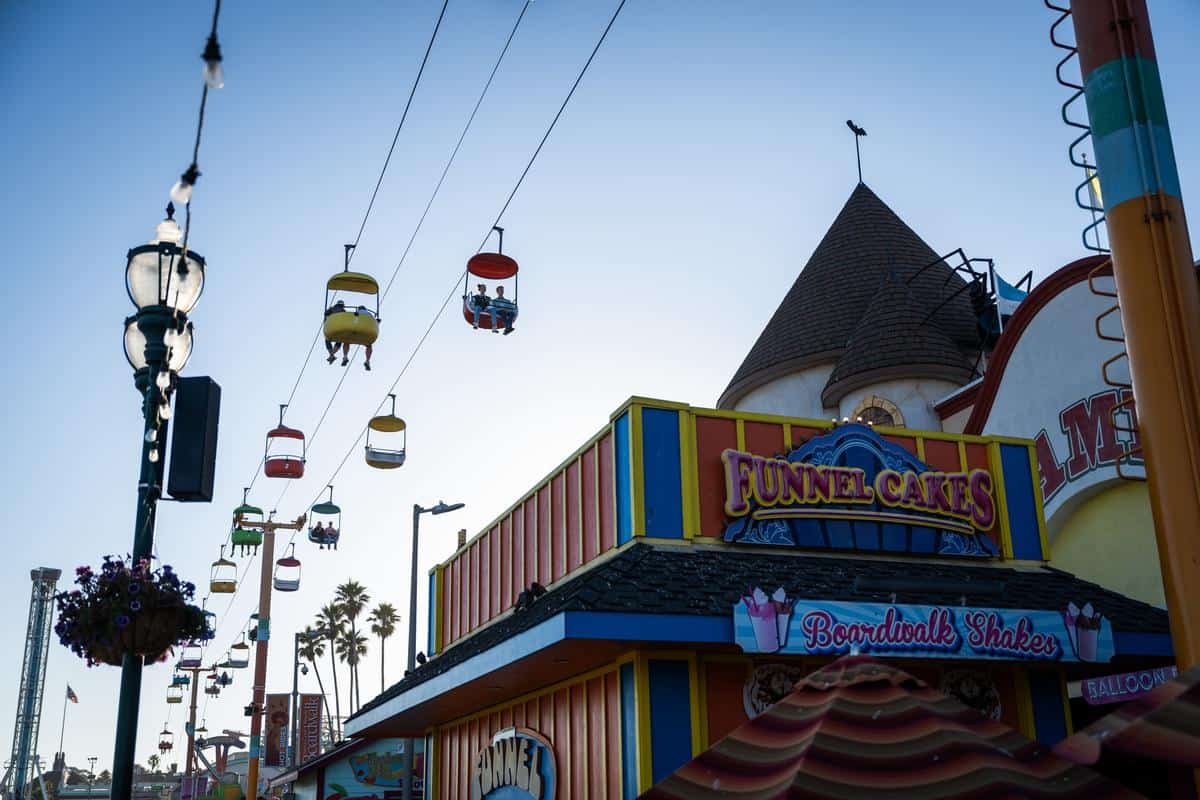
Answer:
[431, 398, 1050, 653]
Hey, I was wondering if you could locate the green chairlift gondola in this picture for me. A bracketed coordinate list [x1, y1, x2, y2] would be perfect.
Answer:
[166, 684, 184, 704]
[232, 488, 264, 556]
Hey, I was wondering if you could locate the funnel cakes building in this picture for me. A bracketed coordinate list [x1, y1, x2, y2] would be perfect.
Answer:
[340, 185, 1172, 800]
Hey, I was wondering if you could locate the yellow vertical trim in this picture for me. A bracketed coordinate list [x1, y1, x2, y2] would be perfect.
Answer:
[434, 565, 444, 653]
[1013, 668, 1036, 740]
[679, 410, 700, 539]
[429, 727, 440, 800]
[987, 442, 1015, 559]
[735, 419, 746, 451]
[631, 404, 646, 537]
[635, 654, 653, 794]
[783, 422, 793, 451]
[687, 654, 703, 756]
[1027, 445, 1051, 560]
[915, 435, 926, 462]
[957, 440, 968, 471]
[1058, 669, 1074, 736]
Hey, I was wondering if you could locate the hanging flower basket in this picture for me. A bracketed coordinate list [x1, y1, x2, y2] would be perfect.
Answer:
[54, 556, 212, 667]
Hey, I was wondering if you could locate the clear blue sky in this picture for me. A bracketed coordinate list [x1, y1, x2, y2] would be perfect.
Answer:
[1, 0, 1197, 774]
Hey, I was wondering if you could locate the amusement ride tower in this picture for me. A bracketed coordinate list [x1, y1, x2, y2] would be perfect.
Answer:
[1, 568, 61, 800]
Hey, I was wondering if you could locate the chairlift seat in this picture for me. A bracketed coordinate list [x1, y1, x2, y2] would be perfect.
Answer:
[365, 446, 406, 469]
[323, 310, 379, 346]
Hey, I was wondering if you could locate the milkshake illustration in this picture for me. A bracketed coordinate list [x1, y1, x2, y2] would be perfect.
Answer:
[1062, 601, 1104, 662]
[742, 586, 795, 653]
[772, 587, 796, 649]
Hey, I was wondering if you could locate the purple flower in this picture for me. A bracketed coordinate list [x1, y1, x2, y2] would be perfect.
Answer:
[129, 582, 141, 594]
[130, 600, 142, 612]
[116, 615, 131, 628]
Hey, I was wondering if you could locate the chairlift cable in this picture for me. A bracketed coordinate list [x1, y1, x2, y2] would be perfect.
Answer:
[290, 0, 630, 528]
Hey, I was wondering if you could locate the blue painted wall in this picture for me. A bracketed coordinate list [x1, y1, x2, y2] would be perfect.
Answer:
[615, 412, 633, 544]
[641, 408, 684, 538]
[1028, 670, 1068, 745]
[1000, 443, 1044, 560]
[647, 660, 693, 785]
[619, 662, 638, 799]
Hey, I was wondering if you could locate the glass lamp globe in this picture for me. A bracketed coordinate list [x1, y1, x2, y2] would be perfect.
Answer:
[165, 322, 194, 373]
[123, 317, 148, 371]
[125, 208, 205, 313]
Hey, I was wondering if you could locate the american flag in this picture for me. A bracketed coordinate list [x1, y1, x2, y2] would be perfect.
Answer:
[66, 685, 78, 704]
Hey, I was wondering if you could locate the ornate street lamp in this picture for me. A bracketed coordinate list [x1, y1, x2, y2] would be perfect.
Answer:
[111, 203, 205, 800]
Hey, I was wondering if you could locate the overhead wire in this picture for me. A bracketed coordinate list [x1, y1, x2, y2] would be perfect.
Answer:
[201, 0, 458, 649]
[289, 0, 631, 542]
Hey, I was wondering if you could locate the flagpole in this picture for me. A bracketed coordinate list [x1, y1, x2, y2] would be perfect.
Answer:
[57, 688, 68, 762]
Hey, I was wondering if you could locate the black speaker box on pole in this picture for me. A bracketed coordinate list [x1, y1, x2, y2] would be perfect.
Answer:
[168, 376, 221, 502]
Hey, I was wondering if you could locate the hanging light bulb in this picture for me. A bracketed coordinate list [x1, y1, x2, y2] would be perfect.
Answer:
[202, 34, 225, 89]
[148, 448, 160, 463]
[156, 371, 172, 391]
[170, 163, 201, 205]
[158, 401, 172, 421]
[145, 429, 158, 443]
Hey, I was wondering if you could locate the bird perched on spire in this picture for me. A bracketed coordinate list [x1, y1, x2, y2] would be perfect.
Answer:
[846, 120, 867, 136]
[845, 120, 868, 183]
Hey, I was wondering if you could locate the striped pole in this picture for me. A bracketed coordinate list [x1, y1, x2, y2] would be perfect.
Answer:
[1071, 0, 1200, 668]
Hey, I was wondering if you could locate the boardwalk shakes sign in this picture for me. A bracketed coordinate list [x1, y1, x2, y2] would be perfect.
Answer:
[722, 423, 998, 557]
[472, 728, 556, 800]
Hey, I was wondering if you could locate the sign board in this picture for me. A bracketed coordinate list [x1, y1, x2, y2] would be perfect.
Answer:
[722, 424, 998, 557]
[1081, 666, 1177, 705]
[264, 694, 289, 767]
[734, 591, 1114, 663]
[323, 738, 424, 800]
[298, 693, 323, 764]
[471, 728, 556, 800]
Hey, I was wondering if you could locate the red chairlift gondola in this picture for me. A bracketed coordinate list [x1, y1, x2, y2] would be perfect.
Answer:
[264, 404, 305, 479]
[158, 726, 174, 753]
[274, 543, 301, 592]
[463, 226, 519, 335]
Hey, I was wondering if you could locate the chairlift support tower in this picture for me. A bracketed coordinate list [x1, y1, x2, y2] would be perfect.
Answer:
[2, 568, 61, 800]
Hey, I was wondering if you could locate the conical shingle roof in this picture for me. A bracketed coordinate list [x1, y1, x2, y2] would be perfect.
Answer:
[719, 184, 980, 408]
[822, 274, 976, 405]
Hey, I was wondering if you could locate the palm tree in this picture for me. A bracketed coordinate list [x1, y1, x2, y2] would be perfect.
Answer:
[147, 754, 160, 774]
[335, 630, 368, 712]
[367, 602, 400, 695]
[335, 581, 371, 711]
[298, 626, 337, 744]
[315, 603, 345, 740]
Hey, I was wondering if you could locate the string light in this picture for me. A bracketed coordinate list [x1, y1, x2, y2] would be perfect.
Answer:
[170, 163, 201, 206]
[202, 34, 225, 90]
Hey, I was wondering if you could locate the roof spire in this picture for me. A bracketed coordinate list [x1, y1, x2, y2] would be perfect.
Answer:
[846, 120, 867, 184]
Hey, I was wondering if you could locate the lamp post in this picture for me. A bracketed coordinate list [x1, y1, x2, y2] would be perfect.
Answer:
[289, 631, 312, 770]
[402, 501, 464, 800]
[112, 204, 204, 800]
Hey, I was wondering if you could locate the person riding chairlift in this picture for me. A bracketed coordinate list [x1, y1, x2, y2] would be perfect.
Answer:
[491, 285, 516, 335]
[324, 300, 373, 370]
[468, 283, 491, 329]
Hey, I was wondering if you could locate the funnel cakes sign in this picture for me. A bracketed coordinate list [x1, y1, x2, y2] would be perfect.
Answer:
[733, 589, 1115, 663]
[722, 424, 998, 557]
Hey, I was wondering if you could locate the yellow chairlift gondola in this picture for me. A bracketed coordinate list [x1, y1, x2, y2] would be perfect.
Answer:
[323, 245, 380, 370]
[229, 635, 250, 669]
[274, 543, 301, 592]
[210, 546, 237, 593]
[166, 684, 184, 704]
[365, 394, 406, 469]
